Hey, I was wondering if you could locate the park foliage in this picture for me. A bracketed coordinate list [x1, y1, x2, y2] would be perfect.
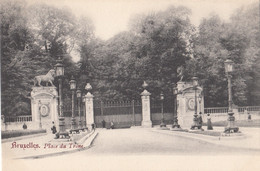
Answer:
[1, 0, 259, 117]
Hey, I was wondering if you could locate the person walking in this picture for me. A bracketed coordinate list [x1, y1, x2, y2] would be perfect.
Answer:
[91, 123, 95, 131]
[23, 123, 27, 130]
[51, 121, 57, 134]
[102, 120, 106, 128]
[110, 121, 114, 129]
[207, 113, 213, 130]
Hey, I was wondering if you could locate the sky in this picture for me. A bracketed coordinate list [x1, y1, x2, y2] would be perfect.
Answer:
[26, 0, 257, 62]
[30, 0, 257, 40]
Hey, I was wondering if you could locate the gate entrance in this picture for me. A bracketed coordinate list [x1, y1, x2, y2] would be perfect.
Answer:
[93, 100, 142, 128]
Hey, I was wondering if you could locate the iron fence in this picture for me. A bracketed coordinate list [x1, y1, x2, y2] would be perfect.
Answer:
[238, 106, 260, 113]
[204, 106, 260, 114]
[94, 100, 142, 116]
[150, 99, 174, 114]
[4, 115, 32, 122]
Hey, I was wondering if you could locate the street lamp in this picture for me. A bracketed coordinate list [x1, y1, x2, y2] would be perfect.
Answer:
[224, 59, 239, 133]
[38, 100, 42, 129]
[198, 93, 203, 128]
[172, 85, 180, 129]
[76, 89, 82, 129]
[198, 94, 202, 113]
[191, 76, 200, 130]
[82, 93, 87, 129]
[69, 76, 77, 131]
[160, 92, 166, 127]
[54, 56, 69, 138]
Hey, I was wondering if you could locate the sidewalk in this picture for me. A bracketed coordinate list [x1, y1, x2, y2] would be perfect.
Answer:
[152, 126, 260, 151]
[2, 129, 98, 159]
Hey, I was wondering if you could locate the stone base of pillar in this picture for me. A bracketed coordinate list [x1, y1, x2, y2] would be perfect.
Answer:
[58, 117, 66, 133]
[172, 124, 181, 129]
[172, 117, 181, 129]
[71, 117, 77, 130]
[224, 112, 239, 133]
[78, 120, 82, 129]
[190, 114, 203, 130]
[57, 117, 70, 139]
[141, 121, 152, 127]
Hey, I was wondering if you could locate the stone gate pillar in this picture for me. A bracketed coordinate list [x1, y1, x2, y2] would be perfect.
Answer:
[141, 90, 152, 127]
[31, 86, 59, 131]
[85, 92, 94, 128]
[177, 81, 204, 128]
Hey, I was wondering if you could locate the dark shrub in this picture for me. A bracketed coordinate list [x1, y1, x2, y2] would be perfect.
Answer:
[1, 129, 46, 139]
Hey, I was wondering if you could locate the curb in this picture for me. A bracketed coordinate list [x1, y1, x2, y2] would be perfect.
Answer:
[2, 133, 48, 143]
[17, 131, 99, 160]
[151, 129, 260, 151]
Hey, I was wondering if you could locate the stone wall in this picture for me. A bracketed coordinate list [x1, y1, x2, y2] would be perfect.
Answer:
[2, 122, 39, 131]
[202, 112, 260, 123]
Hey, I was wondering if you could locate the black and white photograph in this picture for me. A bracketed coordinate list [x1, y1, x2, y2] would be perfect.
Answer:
[1, 0, 260, 170]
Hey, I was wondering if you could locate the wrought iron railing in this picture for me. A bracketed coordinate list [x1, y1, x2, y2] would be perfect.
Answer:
[4, 115, 32, 122]
[94, 100, 142, 116]
[204, 107, 229, 114]
[204, 106, 260, 114]
[237, 106, 260, 113]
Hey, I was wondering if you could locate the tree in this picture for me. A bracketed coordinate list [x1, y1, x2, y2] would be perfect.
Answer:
[1, 0, 35, 116]
[127, 6, 195, 100]
[228, 3, 260, 105]
[1, 1, 94, 116]
[186, 2, 260, 107]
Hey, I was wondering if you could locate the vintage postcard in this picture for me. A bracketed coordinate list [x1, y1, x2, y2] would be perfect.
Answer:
[1, 0, 260, 170]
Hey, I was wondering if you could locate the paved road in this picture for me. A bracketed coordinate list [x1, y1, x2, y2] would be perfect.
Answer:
[85, 128, 260, 155]
[3, 128, 260, 171]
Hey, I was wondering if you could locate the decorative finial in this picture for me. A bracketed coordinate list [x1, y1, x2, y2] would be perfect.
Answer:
[142, 81, 148, 89]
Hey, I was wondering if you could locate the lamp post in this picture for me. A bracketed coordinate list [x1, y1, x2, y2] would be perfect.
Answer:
[160, 92, 166, 127]
[172, 85, 180, 129]
[54, 56, 68, 138]
[198, 93, 202, 128]
[198, 94, 202, 114]
[69, 76, 77, 131]
[38, 100, 42, 129]
[224, 59, 239, 133]
[82, 93, 87, 129]
[76, 89, 82, 129]
[191, 76, 200, 130]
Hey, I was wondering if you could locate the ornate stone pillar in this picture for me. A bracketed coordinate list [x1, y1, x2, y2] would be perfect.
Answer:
[31, 86, 59, 132]
[85, 92, 94, 128]
[141, 90, 152, 127]
[177, 81, 204, 128]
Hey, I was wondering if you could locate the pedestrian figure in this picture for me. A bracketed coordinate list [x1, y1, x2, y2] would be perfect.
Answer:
[102, 119, 106, 128]
[248, 113, 251, 120]
[245, 108, 251, 120]
[110, 121, 114, 129]
[23, 123, 27, 130]
[51, 121, 57, 134]
[207, 113, 213, 130]
[91, 123, 95, 131]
